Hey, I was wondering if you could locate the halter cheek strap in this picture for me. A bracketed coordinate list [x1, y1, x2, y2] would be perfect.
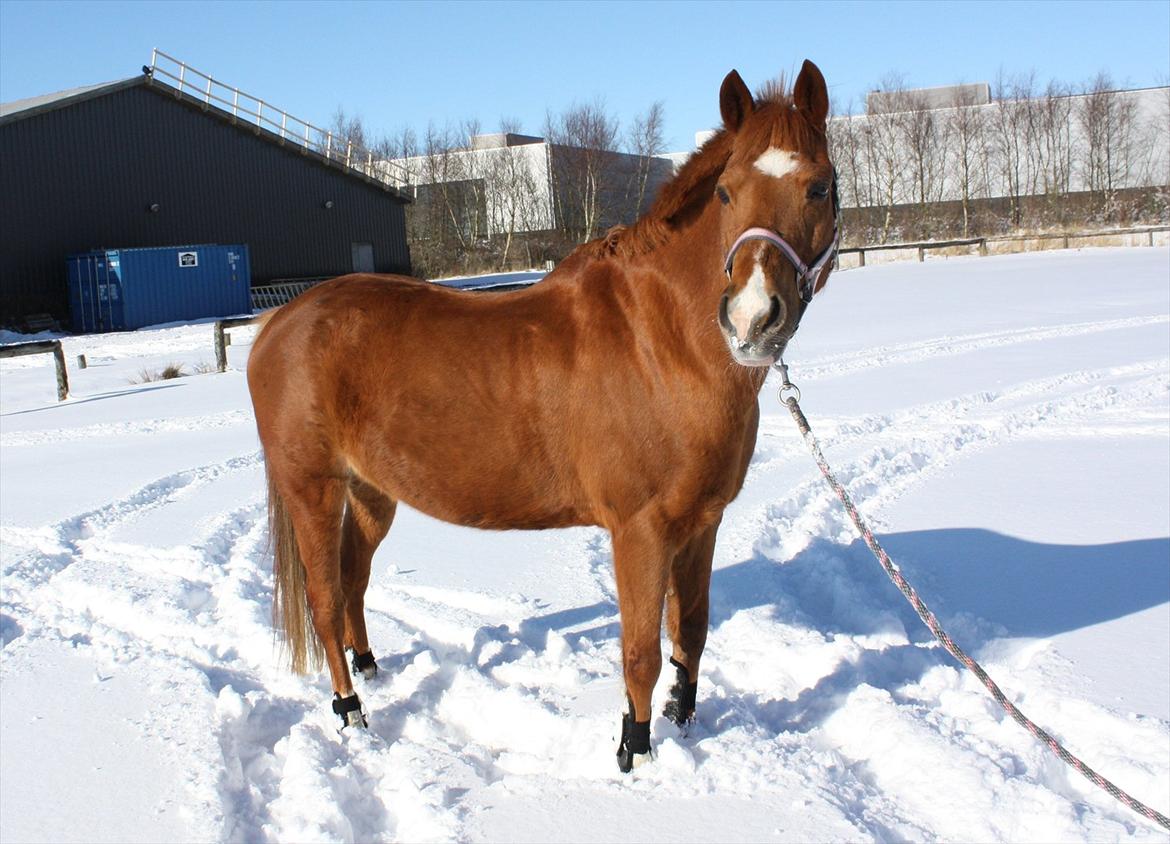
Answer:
[723, 223, 839, 305]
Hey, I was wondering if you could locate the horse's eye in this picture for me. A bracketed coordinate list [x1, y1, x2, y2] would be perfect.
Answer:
[716, 185, 730, 205]
[808, 182, 830, 200]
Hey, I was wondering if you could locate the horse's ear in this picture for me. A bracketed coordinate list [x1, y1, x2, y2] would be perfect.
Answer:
[720, 70, 754, 131]
[793, 59, 829, 128]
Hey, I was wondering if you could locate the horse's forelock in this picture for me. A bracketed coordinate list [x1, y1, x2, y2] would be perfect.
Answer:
[732, 84, 825, 166]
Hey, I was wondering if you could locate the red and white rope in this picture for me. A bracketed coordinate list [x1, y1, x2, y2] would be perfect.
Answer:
[781, 387, 1170, 832]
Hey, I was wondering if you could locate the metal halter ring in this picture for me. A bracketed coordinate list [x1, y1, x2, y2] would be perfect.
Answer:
[774, 359, 801, 405]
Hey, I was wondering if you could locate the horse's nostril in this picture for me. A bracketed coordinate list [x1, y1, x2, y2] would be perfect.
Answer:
[761, 295, 783, 333]
[718, 293, 736, 336]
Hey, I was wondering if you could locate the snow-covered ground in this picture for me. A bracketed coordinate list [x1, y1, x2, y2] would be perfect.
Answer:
[1, 247, 1168, 843]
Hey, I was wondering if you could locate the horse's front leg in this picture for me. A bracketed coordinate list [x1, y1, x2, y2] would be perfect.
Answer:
[611, 515, 672, 772]
[664, 520, 719, 730]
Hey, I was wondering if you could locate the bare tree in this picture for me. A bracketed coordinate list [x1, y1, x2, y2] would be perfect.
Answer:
[946, 85, 990, 236]
[827, 98, 868, 215]
[898, 90, 950, 235]
[1029, 80, 1074, 225]
[329, 107, 368, 151]
[544, 100, 621, 243]
[865, 74, 910, 243]
[482, 119, 543, 268]
[627, 101, 666, 216]
[990, 70, 1036, 228]
[1076, 72, 1147, 219]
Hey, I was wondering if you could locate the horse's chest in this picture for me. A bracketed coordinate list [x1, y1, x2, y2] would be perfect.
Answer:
[648, 404, 759, 508]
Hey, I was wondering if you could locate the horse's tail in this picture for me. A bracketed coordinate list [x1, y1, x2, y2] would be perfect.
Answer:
[266, 460, 323, 674]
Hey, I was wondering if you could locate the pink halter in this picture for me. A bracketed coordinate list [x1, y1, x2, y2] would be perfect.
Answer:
[723, 223, 839, 305]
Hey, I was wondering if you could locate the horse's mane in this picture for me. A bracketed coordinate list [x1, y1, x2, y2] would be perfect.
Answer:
[578, 77, 823, 261]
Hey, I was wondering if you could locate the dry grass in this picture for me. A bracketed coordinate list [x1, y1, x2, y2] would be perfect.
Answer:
[131, 363, 186, 384]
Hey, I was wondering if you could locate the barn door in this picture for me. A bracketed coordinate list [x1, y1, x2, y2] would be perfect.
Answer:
[351, 242, 375, 273]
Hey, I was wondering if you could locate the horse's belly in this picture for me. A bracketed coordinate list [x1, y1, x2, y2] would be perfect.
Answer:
[349, 433, 590, 531]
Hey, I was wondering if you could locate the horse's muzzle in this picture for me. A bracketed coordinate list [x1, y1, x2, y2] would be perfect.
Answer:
[718, 293, 788, 367]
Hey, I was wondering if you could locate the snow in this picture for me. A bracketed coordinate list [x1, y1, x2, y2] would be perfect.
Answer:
[2, 247, 1168, 842]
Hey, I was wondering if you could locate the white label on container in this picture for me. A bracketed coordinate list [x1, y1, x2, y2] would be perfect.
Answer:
[178, 251, 198, 268]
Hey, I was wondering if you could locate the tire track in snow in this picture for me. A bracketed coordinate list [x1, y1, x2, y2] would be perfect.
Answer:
[1, 449, 284, 842]
[1, 451, 262, 583]
[750, 357, 1168, 471]
[743, 367, 1168, 567]
[793, 314, 1168, 381]
[0, 408, 254, 448]
[0, 451, 264, 661]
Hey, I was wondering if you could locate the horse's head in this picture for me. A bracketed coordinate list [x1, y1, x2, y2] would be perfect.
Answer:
[715, 60, 837, 367]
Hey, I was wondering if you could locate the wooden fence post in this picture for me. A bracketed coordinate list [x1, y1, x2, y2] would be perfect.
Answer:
[52, 342, 69, 401]
[214, 321, 227, 373]
[213, 316, 259, 373]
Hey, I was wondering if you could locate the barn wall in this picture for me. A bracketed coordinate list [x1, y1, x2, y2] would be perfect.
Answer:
[0, 81, 410, 324]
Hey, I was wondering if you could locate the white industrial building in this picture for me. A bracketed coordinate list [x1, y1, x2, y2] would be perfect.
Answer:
[381, 133, 675, 238]
[830, 82, 1169, 208]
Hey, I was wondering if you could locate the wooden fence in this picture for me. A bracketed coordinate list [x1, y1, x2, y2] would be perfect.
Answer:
[0, 340, 69, 400]
[839, 224, 1169, 269]
[214, 316, 262, 372]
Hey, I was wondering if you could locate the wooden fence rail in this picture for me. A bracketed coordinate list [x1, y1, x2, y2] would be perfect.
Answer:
[0, 340, 69, 400]
[840, 224, 1169, 267]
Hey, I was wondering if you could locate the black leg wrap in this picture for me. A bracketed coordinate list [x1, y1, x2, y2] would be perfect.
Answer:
[663, 657, 698, 726]
[616, 711, 652, 773]
[332, 692, 367, 729]
[350, 650, 377, 678]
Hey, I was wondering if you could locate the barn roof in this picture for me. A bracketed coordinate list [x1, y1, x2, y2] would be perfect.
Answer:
[0, 77, 144, 120]
[0, 72, 408, 202]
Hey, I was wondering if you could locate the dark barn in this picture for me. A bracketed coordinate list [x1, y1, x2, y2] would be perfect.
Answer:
[0, 69, 411, 328]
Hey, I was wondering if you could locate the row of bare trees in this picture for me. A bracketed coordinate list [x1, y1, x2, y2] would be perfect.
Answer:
[327, 70, 1167, 274]
[830, 72, 1170, 243]
[333, 100, 666, 278]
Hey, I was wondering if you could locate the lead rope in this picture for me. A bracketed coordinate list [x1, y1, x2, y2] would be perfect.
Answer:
[774, 360, 1170, 832]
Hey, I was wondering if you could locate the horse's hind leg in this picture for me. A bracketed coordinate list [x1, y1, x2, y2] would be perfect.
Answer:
[664, 521, 719, 728]
[279, 469, 369, 727]
[340, 475, 396, 680]
[611, 516, 671, 772]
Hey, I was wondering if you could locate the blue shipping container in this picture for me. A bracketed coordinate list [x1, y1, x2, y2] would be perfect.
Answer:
[67, 244, 251, 333]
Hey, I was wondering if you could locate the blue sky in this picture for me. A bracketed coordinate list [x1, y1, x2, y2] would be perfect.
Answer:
[2, 0, 1167, 152]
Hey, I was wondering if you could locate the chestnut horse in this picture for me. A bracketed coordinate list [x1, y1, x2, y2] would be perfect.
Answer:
[247, 60, 838, 771]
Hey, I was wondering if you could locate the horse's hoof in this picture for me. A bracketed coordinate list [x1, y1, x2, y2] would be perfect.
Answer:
[616, 711, 652, 773]
[351, 650, 378, 681]
[617, 746, 655, 771]
[332, 692, 368, 730]
[663, 657, 697, 727]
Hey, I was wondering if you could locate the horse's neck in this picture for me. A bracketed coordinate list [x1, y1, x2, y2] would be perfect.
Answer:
[646, 203, 766, 396]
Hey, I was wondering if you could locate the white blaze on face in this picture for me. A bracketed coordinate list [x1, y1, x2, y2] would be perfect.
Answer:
[753, 147, 803, 179]
[726, 249, 771, 341]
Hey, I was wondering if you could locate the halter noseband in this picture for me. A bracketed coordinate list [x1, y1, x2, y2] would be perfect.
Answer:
[722, 172, 841, 305]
